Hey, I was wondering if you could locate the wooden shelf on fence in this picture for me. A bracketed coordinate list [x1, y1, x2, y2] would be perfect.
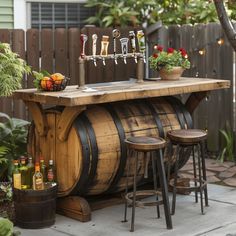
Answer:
[14, 77, 230, 107]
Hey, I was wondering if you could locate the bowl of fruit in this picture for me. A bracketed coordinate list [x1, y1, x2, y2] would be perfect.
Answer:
[33, 71, 70, 91]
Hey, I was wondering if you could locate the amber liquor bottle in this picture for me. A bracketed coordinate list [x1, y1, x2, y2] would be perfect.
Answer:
[33, 163, 44, 190]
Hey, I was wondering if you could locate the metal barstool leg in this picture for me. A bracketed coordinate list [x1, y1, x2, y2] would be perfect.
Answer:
[167, 143, 173, 183]
[171, 144, 180, 215]
[192, 145, 198, 203]
[123, 149, 131, 223]
[130, 151, 138, 232]
[156, 149, 173, 229]
[197, 144, 204, 215]
[151, 152, 160, 219]
[200, 141, 209, 207]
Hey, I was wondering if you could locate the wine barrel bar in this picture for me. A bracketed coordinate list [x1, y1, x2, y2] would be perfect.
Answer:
[28, 96, 192, 197]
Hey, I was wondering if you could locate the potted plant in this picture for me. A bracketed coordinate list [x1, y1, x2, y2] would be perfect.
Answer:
[0, 43, 31, 97]
[149, 45, 191, 80]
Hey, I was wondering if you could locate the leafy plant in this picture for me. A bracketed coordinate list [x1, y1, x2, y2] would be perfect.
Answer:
[0, 183, 12, 202]
[218, 124, 235, 163]
[85, 0, 138, 27]
[85, 0, 235, 27]
[149, 45, 191, 71]
[0, 113, 30, 181]
[0, 43, 31, 97]
[0, 218, 13, 236]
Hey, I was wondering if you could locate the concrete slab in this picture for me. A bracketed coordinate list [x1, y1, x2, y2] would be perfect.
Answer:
[14, 184, 236, 236]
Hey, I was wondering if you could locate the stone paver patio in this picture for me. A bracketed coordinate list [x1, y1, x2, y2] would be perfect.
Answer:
[180, 158, 236, 187]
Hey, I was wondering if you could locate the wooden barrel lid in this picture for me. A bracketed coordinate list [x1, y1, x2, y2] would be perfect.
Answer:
[167, 129, 207, 144]
[125, 136, 166, 151]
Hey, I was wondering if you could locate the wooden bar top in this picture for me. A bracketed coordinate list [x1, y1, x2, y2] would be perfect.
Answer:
[13, 77, 230, 107]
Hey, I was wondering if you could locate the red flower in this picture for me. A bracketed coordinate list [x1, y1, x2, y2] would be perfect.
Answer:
[152, 53, 158, 58]
[179, 48, 187, 57]
[167, 47, 174, 53]
[154, 45, 163, 52]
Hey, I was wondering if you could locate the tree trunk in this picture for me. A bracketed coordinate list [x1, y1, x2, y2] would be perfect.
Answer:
[214, 0, 236, 51]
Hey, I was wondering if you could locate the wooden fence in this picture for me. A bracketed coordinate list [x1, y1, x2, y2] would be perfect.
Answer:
[0, 23, 234, 153]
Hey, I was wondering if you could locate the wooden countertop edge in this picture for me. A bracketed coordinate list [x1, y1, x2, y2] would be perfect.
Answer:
[13, 79, 230, 107]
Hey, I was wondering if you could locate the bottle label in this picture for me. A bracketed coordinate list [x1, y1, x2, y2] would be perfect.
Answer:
[35, 178, 44, 190]
[47, 169, 54, 182]
[13, 173, 21, 189]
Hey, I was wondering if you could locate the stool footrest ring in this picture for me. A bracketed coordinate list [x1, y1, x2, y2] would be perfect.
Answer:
[125, 190, 163, 208]
[169, 178, 207, 192]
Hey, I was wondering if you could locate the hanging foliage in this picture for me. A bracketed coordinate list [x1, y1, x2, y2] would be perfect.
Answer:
[0, 43, 31, 97]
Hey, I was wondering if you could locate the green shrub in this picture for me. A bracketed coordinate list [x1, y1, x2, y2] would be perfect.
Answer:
[0, 113, 30, 181]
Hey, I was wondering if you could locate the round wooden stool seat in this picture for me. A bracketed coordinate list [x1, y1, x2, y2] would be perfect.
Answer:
[167, 129, 207, 145]
[125, 136, 166, 151]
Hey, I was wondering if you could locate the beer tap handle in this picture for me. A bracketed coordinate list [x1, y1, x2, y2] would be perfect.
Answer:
[120, 38, 129, 64]
[100, 35, 109, 66]
[92, 34, 97, 66]
[112, 29, 120, 65]
[129, 31, 137, 63]
[80, 34, 88, 59]
[137, 30, 146, 64]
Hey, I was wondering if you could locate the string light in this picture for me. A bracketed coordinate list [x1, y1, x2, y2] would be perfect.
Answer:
[217, 38, 224, 45]
[198, 49, 206, 55]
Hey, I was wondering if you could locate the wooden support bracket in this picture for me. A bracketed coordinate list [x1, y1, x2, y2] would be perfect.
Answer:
[185, 91, 210, 115]
[57, 196, 91, 222]
[24, 101, 48, 136]
[57, 106, 86, 142]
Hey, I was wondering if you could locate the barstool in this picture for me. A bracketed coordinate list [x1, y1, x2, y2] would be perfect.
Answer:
[167, 129, 209, 215]
[123, 136, 172, 232]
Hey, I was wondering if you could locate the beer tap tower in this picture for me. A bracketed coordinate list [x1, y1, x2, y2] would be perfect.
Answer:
[78, 29, 146, 88]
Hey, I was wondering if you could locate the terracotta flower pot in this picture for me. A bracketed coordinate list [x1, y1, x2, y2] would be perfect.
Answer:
[159, 66, 184, 80]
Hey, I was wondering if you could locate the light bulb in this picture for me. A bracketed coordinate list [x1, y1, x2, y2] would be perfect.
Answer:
[198, 49, 205, 55]
[217, 38, 224, 45]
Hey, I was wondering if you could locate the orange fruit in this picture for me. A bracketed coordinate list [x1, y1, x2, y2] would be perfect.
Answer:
[51, 73, 64, 81]
[41, 77, 53, 90]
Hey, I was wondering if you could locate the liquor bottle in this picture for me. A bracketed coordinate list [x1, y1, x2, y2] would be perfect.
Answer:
[47, 159, 55, 182]
[33, 163, 44, 190]
[13, 160, 21, 189]
[19, 156, 29, 189]
[39, 157, 47, 182]
[27, 156, 34, 188]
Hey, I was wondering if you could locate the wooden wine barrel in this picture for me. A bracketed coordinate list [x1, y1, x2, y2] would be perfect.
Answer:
[28, 96, 192, 197]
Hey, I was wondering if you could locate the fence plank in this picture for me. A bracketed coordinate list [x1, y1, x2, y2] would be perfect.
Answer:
[191, 24, 208, 136]
[205, 23, 223, 152]
[0, 29, 13, 117]
[55, 28, 68, 76]
[41, 29, 54, 74]
[26, 29, 40, 88]
[218, 28, 234, 149]
[168, 25, 181, 49]
[12, 29, 27, 120]
[180, 24, 194, 77]
[68, 28, 80, 85]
